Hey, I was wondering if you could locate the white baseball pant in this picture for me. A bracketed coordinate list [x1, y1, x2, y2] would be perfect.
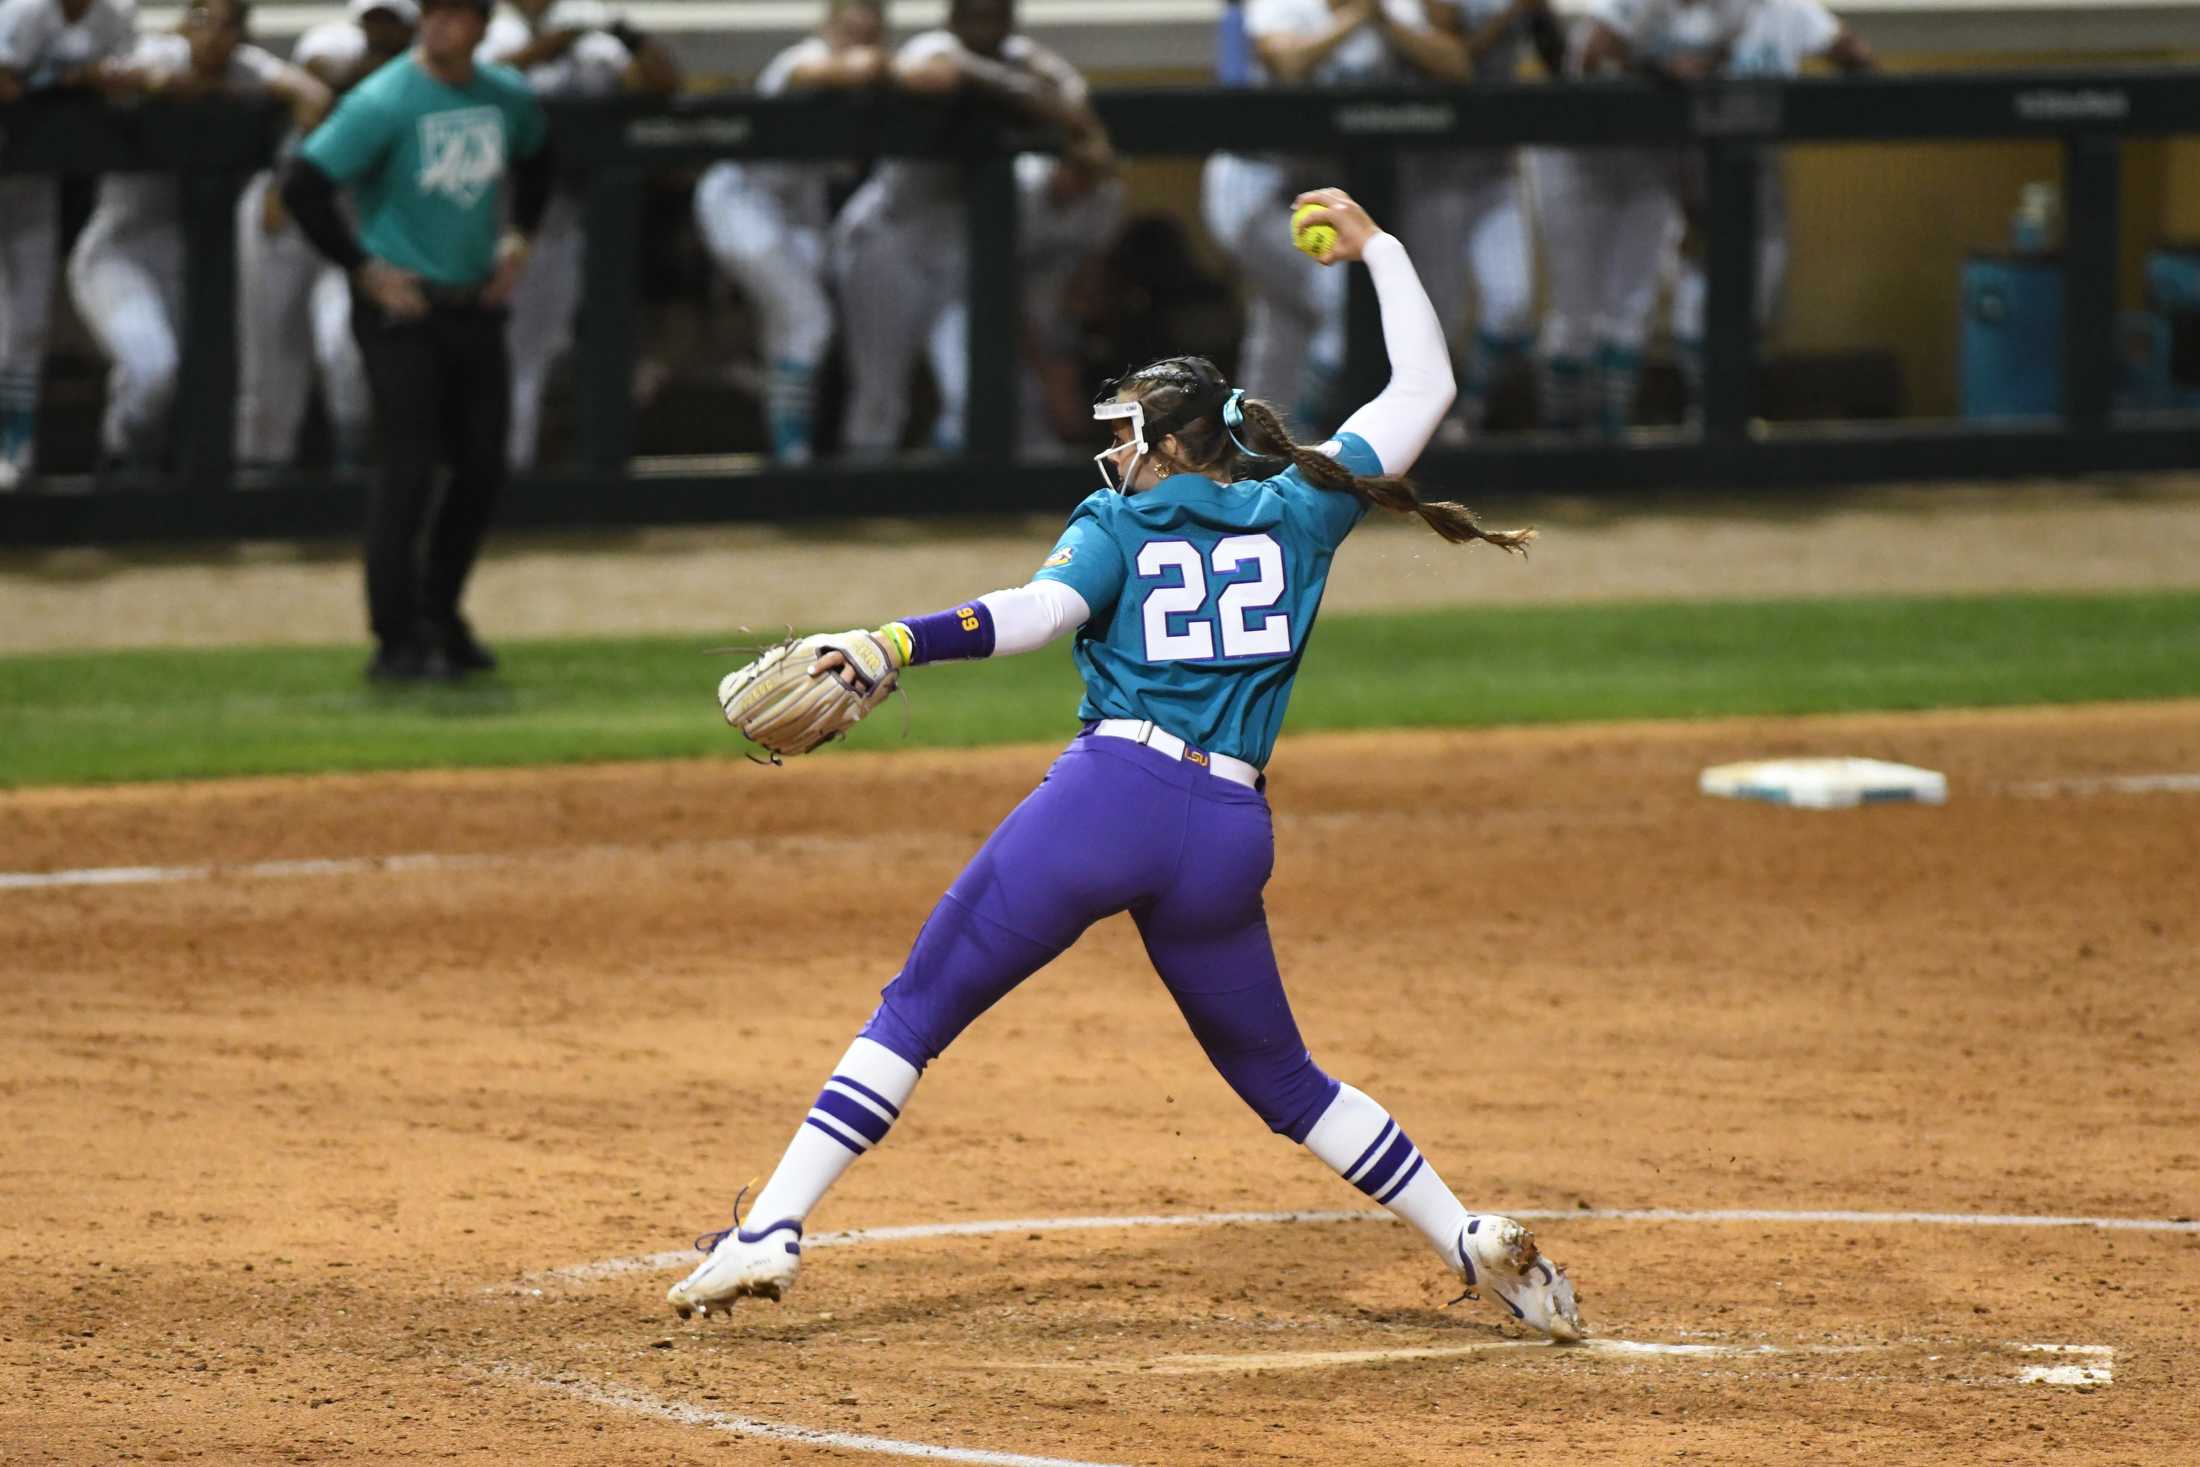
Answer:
[503, 193, 583, 471]
[1399, 148, 1536, 424]
[834, 160, 1120, 457]
[694, 162, 834, 463]
[68, 221, 186, 462]
[1527, 146, 1683, 431]
[235, 171, 371, 465]
[1528, 146, 1683, 362]
[832, 179, 965, 455]
[1398, 149, 1535, 343]
[310, 267, 372, 466]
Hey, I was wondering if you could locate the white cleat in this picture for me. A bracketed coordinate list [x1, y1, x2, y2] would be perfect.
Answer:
[1454, 1214, 1587, 1341]
[666, 1212, 803, 1320]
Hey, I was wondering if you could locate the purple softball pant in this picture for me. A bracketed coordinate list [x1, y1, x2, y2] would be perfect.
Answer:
[859, 730, 1341, 1142]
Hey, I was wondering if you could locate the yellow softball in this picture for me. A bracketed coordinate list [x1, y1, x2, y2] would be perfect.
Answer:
[1291, 202, 1337, 260]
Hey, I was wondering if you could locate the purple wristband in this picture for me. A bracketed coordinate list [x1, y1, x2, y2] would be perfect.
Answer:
[897, 602, 997, 665]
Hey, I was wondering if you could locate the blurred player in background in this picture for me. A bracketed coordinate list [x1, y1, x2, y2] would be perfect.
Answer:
[831, 0, 1121, 458]
[1665, 0, 1870, 417]
[0, 0, 138, 489]
[1202, 0, 1417, 431]
[235, 0, 413, 470]
[668, 187, 1583, 1345]
[694, 0, 885, 466]
[1389, 0, 1565, 441]
[68, 0, 327, 471]
[1530, 0, 1759, 435]
[485, 0, 678, 470]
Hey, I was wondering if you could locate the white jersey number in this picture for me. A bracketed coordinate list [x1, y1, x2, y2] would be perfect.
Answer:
[1136, 541, 1216, 661]
[1136, 533, 1293, 662]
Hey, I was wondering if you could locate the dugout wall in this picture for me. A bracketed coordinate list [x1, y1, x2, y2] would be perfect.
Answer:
[2, 69, 2198, 546]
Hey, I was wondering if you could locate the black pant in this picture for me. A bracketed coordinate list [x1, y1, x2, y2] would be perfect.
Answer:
[351, 293, 511, 651]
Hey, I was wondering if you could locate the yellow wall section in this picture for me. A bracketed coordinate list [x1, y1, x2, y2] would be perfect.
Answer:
[1774, 51, 2196, 416]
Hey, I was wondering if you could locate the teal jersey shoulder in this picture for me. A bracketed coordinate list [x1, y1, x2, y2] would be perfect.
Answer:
[1033, 432, 1380, 767]
[299, 56, 548, 286]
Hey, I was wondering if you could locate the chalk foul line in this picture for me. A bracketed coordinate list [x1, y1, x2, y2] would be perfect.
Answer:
[507, 1205, 2200, 1291]
[0, 831, 922, 894]
[9, 763, 2200, 893]
[481, 1362, 1130, 1467]
[2008, 772, 2200, 798]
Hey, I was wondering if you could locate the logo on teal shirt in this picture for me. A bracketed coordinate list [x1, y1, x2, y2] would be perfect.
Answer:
[416, 107, 506, 207]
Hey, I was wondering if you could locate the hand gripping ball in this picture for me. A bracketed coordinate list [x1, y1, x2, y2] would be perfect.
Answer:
[1291, 202, 1337, 260]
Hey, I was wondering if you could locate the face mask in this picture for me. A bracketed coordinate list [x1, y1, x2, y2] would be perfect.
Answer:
[1091, 398, 1146, 492]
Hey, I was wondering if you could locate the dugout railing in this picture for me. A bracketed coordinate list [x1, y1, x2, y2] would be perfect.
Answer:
[1, 69, 2194, 547]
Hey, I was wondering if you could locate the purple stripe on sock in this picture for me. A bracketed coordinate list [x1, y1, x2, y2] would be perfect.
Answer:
[1375, 1154, 1423, 1205]
[829, 1073, 903, 1119]
[737, 1217, 803, 1245]
[803, 1114, 866, 1155]
[1345, 1121, 1396, 1185]
[1356, 1131, 1416, 1198]
[813, 1090, 892, 1145]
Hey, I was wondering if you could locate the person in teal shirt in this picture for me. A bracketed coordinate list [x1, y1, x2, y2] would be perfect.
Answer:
[665, 188, 1581, 1346]
[282, 0, 550, 682]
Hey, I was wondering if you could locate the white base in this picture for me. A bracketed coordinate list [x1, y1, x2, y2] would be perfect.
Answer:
[1699, 757, 1948, 810]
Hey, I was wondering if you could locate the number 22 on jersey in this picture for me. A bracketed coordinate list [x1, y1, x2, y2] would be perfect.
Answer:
[1136, 533, 1292, 662]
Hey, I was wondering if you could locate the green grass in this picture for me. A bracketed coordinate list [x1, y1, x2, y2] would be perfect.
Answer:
[2, 591, 2196, 788]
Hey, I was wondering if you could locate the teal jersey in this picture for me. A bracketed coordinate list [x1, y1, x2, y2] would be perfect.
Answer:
[1034, 433, 1379, 768]
[298, 55, 547, 287]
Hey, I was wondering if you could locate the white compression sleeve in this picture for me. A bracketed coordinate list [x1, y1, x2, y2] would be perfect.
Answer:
[1333, 231, 1456, 476]
[976, 579, 1092, 657]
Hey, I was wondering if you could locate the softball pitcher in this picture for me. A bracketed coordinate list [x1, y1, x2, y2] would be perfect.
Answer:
[693, 0, 884, 466]
[1529, 0, 1758, 435]
[67, 0, 325, 468]
[668, 188, 1585, 1344]
[1391, 0, 1566, 440]
[234, 0, 410, 467]
[830, 0, 1120, 458]
[0, 0, 138, 488]
[485, 0, 677, 469]
[1203, 0, 1418, 427]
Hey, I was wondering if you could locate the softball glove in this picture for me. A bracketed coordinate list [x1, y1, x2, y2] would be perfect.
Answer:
[717, 630, 900, 761]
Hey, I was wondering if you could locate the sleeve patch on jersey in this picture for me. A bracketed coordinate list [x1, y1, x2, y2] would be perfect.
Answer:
[1042, 546, 1075, 570]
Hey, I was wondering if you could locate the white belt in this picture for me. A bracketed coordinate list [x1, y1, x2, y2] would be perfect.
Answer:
[1090, 719, 1261, 789]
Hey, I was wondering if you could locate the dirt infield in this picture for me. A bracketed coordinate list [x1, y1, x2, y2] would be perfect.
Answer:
[5, 704, 2199, 1465]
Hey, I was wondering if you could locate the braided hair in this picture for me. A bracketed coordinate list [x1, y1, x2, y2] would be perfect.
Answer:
[1101, 356, 1535, 552]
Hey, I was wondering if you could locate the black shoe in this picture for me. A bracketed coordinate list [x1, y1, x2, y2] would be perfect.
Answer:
[366, 644, 429, 683]
[368, 643, 465, 684]
[429, 618, 498, 674]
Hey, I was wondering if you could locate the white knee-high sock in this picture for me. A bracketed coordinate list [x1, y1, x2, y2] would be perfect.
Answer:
[742, 1037, 920, 1228]
[1303, 1083, 1472, 1265]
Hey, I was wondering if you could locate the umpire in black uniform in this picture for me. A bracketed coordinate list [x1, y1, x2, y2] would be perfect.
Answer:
[282, 0, 553, 681]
